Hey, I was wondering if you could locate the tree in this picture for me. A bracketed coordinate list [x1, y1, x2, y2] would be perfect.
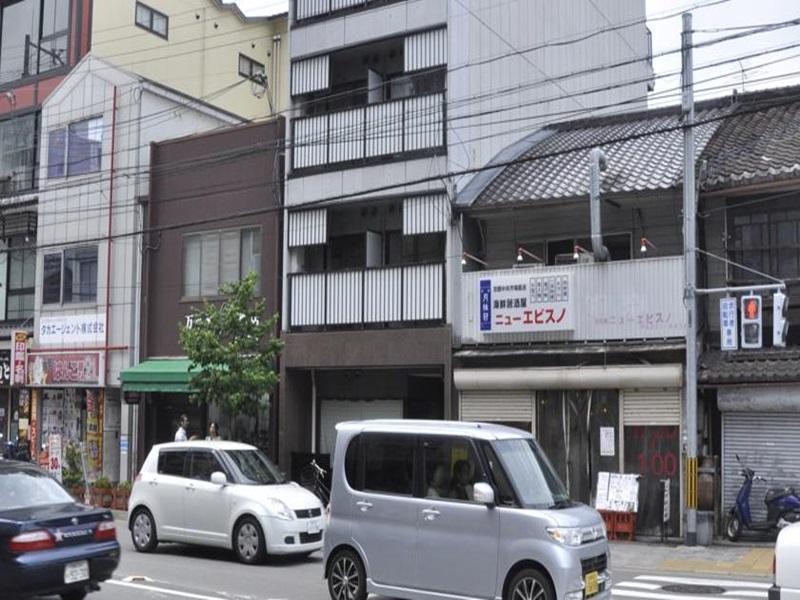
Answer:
[179, 272, 283, 418]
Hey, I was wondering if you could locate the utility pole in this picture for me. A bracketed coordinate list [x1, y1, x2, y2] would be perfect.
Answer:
[682, 11, 698, 546]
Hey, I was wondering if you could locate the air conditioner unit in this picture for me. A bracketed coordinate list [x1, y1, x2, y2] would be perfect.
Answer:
[554, 253, 576, 265]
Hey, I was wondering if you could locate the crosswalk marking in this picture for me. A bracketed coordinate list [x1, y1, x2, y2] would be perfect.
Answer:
[611, 574, 770, 600]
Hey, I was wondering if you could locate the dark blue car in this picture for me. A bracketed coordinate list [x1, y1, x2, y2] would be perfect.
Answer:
[0, 460, 120, 600]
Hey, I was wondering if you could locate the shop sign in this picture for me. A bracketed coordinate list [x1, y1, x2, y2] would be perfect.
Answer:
[10, 330, 27, 386]
[38, 313, 106, 345]
[479, 273, 575, 334]
[720, 297, 738, 351]
[27, 352, 104, 387]
[0, 349, 10, 385]
[48, 434, 62, 483]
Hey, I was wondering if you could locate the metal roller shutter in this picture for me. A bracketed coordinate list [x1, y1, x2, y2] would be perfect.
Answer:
[622, 389, 681, 426]
[722, 412, 800, 522]
[320, 399, 403, 455]
[460, 390, 534, 424]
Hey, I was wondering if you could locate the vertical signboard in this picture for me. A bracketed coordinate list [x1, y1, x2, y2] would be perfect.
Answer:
[10, 330, 27, 385]
[720, 297, 738, 351]
[479, 279, 492, 331]
[48, 434, 63, 483]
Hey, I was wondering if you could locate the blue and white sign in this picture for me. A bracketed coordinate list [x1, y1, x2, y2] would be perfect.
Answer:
[720, 297, 738, 351]
[479, 279, 492, 331]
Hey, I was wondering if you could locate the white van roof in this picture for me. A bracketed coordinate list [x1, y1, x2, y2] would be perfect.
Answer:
[334, 419, 533, 441]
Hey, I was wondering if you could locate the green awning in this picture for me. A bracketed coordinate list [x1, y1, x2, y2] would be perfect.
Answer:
[120, 359, 200, 393]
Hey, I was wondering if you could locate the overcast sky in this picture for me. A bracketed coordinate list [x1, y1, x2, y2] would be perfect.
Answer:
[232, 0, 800, 105]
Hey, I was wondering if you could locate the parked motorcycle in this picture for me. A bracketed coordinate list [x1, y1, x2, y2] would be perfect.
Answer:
[726, 454, 800, 541]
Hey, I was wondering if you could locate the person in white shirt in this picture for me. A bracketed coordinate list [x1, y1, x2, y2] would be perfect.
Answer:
[174, 414, 189, 442]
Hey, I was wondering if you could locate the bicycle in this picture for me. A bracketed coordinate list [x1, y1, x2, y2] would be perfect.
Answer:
[300, 459, 331, 506]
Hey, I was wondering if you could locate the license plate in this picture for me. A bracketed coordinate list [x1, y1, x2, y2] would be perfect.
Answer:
[584, 571, 599, 597]
[307, 520, 320, 535]
[64, 560, 89, 584]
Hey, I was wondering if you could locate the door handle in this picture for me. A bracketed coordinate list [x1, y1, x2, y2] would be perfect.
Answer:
[422, 508, 440, 521]
[356, 500, 373, 512]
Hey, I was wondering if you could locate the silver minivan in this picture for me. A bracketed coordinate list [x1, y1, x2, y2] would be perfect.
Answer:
[323, 420, 610, 600]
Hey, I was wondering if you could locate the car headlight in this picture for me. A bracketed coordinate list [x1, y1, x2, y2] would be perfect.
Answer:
[265, 498, 294, 521]
[547, 526, 584, 547]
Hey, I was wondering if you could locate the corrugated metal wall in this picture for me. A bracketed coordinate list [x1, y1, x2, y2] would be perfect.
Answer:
[722, 412, 800, 522]
[403, 194, 449, 235]
[460, 390, 534, 424]
[291, 55, 330, 96]
[288, 208, 327, 247]
[461, 256, 686, 344]
[622, 389, 681, 425]
[405, 28, 447, 72]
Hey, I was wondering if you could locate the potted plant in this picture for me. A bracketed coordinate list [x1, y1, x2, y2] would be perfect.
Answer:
[113, 481, 132, 511]
[91, 476, 114, 508]
[61, 444, 85, 502]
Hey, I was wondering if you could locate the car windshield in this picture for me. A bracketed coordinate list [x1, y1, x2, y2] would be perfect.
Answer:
[224, 449, 285, 485]
[0, 467, 74, 512]
[493, 438, 570, 509]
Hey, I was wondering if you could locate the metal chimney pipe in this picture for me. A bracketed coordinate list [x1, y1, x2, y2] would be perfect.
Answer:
[589, 147, 610, 261]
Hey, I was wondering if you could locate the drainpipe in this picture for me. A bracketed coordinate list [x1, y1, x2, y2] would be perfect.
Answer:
[589, 148, 609, 262]
[104, 86, 117, 386]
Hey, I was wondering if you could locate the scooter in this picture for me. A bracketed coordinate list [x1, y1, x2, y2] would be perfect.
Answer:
[726, 454, 800, 541]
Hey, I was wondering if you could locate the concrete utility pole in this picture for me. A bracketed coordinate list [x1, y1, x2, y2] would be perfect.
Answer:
[681, 11, 698, 546]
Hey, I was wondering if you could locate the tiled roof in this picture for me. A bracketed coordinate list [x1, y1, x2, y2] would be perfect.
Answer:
[463, 86, 800, 209]
[699, 349, 800, 385]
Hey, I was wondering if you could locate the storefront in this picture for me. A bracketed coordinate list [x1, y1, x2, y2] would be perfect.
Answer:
[454, 362, 683, 536]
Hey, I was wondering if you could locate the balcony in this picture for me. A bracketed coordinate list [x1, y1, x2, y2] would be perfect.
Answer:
[461, 256, 685, 345]
[289, 262, 444, 329]
[295, 0, 403, 22]
[291, 92, 445, 174]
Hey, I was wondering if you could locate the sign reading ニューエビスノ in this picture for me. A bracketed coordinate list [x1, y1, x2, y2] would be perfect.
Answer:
[479, 273, 575, 333]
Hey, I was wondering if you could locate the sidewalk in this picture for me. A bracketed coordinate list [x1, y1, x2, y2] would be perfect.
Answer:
[611, 540, 774, 578]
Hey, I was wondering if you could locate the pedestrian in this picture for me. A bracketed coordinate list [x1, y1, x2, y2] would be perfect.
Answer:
[174, 414, 189, 442]
[206, 421, 221, 441]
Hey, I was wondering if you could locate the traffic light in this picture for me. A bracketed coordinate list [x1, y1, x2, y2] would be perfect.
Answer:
[741, 295, 762, 349]
[773, 291, 789, 348]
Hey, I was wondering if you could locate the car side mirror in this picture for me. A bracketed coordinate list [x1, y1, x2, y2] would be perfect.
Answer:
[473, 482, 495, 507]
[210, 471, 227, 486]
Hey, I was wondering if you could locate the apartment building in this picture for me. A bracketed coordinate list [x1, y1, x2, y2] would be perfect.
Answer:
[279, 0, 654, 473]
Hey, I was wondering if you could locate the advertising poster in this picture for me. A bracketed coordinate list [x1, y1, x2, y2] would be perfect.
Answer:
[85, 390, 104, 480]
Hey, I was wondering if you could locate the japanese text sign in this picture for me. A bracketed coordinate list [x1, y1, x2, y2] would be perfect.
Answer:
[27, 352, 104, 387]
[720, 297, 738, 351]
[479, 273, 574, 333]
[39, 314, 106, 345]
[10, 330, 27, 386]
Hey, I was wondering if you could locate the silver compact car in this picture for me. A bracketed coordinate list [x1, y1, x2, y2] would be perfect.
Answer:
[129, 441, 324, 564]
[323, 420, 610, 600]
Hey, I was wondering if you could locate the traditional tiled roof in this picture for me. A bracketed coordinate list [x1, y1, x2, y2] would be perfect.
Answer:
[699, 349, 800, 385]
[460, 86, 800, 209]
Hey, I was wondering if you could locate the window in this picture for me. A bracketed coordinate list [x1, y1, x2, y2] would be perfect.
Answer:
[363, 434, 415, 495]
[42, 245, 98, 305]
[0, 0, 68, 84]
[182, 227, 261, 299]
[6, 236, 35, 320]
[47, 117, 103, 177]
[135, 2, 168, 38]
[239, 54, 265, 81]
[344, 435, 361, 490]
[480, 441, 517, 506]
[224, 449, 285, 485]
[729, 199, 800, 282]
[422, 436, 485, 502]
[385, 231, 445, 266]
[189, 451, 225, 482]
[157, 450, 186, 477]
[0, 113, 38, 194]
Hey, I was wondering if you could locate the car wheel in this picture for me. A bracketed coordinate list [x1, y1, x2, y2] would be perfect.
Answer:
[60, 590, 88, 600]
[726, 513, 742, 541]
[507, 567, 554, 600]
[131, 508, 159, 553]
[234, 517, 266, 565]
[328, 548, 366, 600]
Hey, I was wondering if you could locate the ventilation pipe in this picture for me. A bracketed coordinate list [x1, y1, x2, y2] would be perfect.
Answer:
[589, 147, 610, 261]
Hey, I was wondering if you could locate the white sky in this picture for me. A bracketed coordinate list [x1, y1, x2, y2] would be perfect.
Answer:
[232, 0, 800, 106]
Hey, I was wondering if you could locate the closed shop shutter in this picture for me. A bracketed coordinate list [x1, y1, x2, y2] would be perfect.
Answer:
[459, 390, 534, 424]
[722, 412, 800, 522]
[319, 399, 403, 456]
[622, 389, 681, 426]
[404, 28, 447, 72]
[291, 55, 330, 96]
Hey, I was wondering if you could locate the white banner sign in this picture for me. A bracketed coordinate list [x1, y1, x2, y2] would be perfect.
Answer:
[720, 297, 738, 351]
[48, 434, 62, 483]
[39, 314, 106, 345]
[479, 273, 574, 333]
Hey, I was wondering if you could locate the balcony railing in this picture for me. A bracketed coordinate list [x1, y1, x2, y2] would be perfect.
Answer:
[296, 0, 400, 22]
[291, 92, 445, 173]
[461, 256, 686, 344]
[289, 262, 445, 329]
